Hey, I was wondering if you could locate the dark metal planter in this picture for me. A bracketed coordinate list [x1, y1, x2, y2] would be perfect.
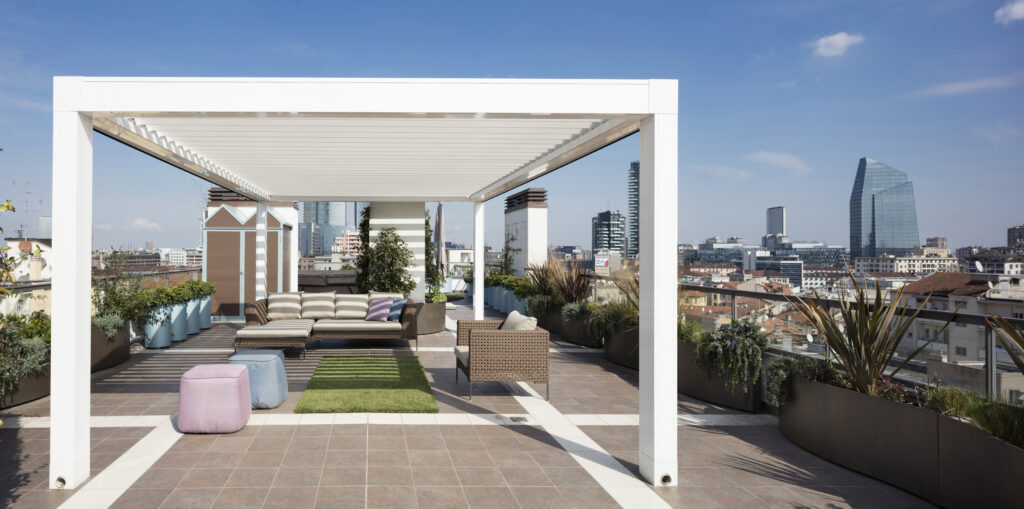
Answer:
[538, 311, 563, 339]
[937, 413, 1024, 509]
[559, 318, 601, 348]
[91, 325, 130, 373]
[676, 340, 759, 412]
[1, 365, 50, 409]
[603, 326, 639, 369]
[417, 302, 446, 335]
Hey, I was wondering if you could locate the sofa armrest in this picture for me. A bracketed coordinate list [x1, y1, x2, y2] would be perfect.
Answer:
[456, 320, 503, 346]
[400, 298, 418, 339]
[467, 327, 550, 382]
[245, 299, 269, 326]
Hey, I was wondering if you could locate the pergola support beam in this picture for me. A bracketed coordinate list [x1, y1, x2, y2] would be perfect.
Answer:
[473, 202, 485, 320]
[49, 110, 94, 489]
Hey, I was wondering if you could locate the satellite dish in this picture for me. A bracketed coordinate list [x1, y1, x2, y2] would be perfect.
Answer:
[988, 281, 994, 289]
[975, 261, 984, 273]
[806, 334, 814, 343]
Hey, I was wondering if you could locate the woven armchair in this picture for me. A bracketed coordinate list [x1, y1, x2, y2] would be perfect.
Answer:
[455, 320, 550, 400]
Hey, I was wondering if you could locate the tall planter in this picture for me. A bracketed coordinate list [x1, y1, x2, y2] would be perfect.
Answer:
[169, 303, 187, 341]
[677, 340, 759, 412]
[417, 302, 446, 335]
[144, 319, 172, 348]
[199, 295, 212, 329]
[781, 380, 939, 504]
[186, 299, 200, 334]
[604, 326, 639, 370]
[91, 325, 130, 372]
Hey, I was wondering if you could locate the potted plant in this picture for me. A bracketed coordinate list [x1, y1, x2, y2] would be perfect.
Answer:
[418, 210, 448, 335]
[90, 252, 142, 369]
[526, 259, 565, 334]
[561, 301, 601, 348]
[141, 288, 172, 348]
[680, 319, 767, 412]
[178, 280, 204, 335]
[0, 312, 51, 409]
[196, 281, 216, 329]
[763, 272, 1024, 508]
[594, 270, 640, 368]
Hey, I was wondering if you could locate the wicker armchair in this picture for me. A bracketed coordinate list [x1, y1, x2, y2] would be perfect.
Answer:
[455, 320, 550, 400]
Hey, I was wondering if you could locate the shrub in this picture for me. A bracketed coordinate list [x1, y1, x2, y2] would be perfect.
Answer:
[528, 294, 561, 317]
[678, 319, 703, 343]
[692, 320, 768, 397]
[584, 300, 635, 346]
[926, 385, 981, 418]
[91, 314, 126, 340]
[425, 288, 448, 303]
[969, 401, 1024, 448]
[765, 356, 849, 407]
[357, 227, 416, 295]
[526, 258, 563, 299]
[561, 301, 593, 321]
[0, 313, 50, 401]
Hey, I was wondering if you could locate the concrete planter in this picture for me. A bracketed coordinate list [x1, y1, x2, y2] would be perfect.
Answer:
[417, 302, 446, 335]
[779, 379, 1024, 507]
[199, 295, 212, 329]
[90, 325, 130, 373]
[186, 299, 200, 335]
[560, 318, 601, 348]
[604, 326, 639, 369]
[144, 313, 172, 349]
[677, 340, 759, 412]
[169, 303, 187, 341]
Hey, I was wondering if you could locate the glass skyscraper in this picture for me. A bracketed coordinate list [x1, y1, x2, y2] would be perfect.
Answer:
[626, 161, 639, 260]
[593, 210, 627, 256]
[849, 157, 920, 258]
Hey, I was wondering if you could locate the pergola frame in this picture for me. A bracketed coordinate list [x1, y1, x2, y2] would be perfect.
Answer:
[50, 77, 678, 489]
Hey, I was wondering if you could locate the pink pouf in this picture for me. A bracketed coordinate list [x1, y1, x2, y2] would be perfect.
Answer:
[177, 364, 252, 433]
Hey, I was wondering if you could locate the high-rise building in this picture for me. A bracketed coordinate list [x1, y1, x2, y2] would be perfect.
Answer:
[766, 206, 786, 236]
[592, 210, 627, 256]
[849, 157, 920, 258]
[626, 161, 639, 260]
[925, 236, 948, 249]
[1009, 225, 1024, 249]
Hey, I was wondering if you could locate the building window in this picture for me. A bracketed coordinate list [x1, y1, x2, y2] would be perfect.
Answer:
[955, 346, 967, 356]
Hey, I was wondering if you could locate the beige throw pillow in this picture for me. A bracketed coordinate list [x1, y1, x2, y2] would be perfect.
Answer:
[500, 310, 537, 331]
[267, 292, 302, 320]
[301, 292, 336, 319]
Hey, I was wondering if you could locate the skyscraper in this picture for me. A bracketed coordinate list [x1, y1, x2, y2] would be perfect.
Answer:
[626, 161, 639, 260]
[766, 206, 786, 236]
[592, 210, 627, 256]
[1009, 225, 1024, 249]
[849, 157, 920, 258]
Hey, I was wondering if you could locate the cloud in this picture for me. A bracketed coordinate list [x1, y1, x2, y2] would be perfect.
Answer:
[692, 165, 752, 182]
[745, 151, 812, 175]
[995, 0, 1024, 25]
[128, 218, 162, 231]
[905, 73, 1023, 98]
[972, 123, 1024, 145]
[807, 32, 864, 57]
[93, 223, 114, 231]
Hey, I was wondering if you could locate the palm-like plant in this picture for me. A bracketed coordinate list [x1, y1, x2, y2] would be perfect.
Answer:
[526, 258, 564, 298]
[793, 271, 957, 395]
[611, 269, 639, 317]
[555, 261, 591, 303]
[987, 315, 1024, 373]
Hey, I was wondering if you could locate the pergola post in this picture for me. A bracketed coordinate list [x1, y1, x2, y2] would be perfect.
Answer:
[255, 201, 268, 300]
[473, 201, 485, 320]
[637, 91, 679, 485]
[49, 109, 93, 489]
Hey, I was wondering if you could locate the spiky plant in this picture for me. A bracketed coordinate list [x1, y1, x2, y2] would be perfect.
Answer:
[987, 315, 1024, 373]
[526, 258, 564, 299]
[555, 261, 591, 303]
[611, 269, 639, 317]
[792, 270, 957, 395]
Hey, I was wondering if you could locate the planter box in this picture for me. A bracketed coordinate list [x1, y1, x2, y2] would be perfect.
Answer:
[677, 340, 759, 412]
[780, 379, 1024, 508]
[417, 302, 446, 335]
[1, 365, 50, 409]
[91, 325, 130, 373]
[537, 310, 563, 338]
[559, 318, 601, 348]
[604, 326, 639, 370]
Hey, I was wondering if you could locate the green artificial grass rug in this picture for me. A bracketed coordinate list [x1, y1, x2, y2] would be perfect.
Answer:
[294, 356, 438, 413]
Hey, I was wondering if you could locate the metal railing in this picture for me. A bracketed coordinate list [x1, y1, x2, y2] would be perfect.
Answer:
[679, 283, 1024, 399]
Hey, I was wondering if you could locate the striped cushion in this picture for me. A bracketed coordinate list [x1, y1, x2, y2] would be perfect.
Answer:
[267, 292, 302, 320]
[301, 292, 336, 319]
[335, 294, 369, 319]
[365, 299, 393, 321]
[369, 291, 406, 301]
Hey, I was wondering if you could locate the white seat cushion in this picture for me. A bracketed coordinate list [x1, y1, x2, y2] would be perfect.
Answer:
[335, 294, 369, 319]
[236, 319, 314, 339]
[301, 292, 336, 319]
[312, 319, 403, 332]
[267, 292, 302, 320]
[454, 345, 470, 366]
[499, 310, 537, 331]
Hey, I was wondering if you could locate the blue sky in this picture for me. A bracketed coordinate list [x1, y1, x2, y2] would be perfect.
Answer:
[0, 0, 1022, 250]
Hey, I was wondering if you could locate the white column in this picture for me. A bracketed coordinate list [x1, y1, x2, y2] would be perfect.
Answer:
[638, 108, 679, 484]
[473, 201, 485, 320]
[255, 201, 268, 300]
[50, 110, 93, 489]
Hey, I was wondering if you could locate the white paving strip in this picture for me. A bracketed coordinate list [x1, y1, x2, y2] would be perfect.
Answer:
[508, 382, 674, 509]
[57, 418, 182, 509]
[131, 346, 602, 354]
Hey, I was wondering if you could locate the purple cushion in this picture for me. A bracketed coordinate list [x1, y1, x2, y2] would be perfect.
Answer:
[366, 298, 393, 321]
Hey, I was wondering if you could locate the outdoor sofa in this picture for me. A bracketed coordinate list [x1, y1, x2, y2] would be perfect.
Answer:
[237, 291, 419, 354]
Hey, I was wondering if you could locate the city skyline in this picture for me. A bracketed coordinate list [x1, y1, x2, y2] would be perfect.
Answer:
[0, 2, 1021, 250]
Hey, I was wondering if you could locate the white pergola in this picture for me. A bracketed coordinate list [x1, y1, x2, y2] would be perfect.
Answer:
[50, 77, 678, 489]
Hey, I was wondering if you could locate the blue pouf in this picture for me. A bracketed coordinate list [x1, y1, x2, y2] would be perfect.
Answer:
[228, 349, 288, 409]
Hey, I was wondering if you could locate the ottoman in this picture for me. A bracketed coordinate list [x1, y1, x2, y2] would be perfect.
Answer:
[229, 349, 288, 409]
[177, 364, 251, 433]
